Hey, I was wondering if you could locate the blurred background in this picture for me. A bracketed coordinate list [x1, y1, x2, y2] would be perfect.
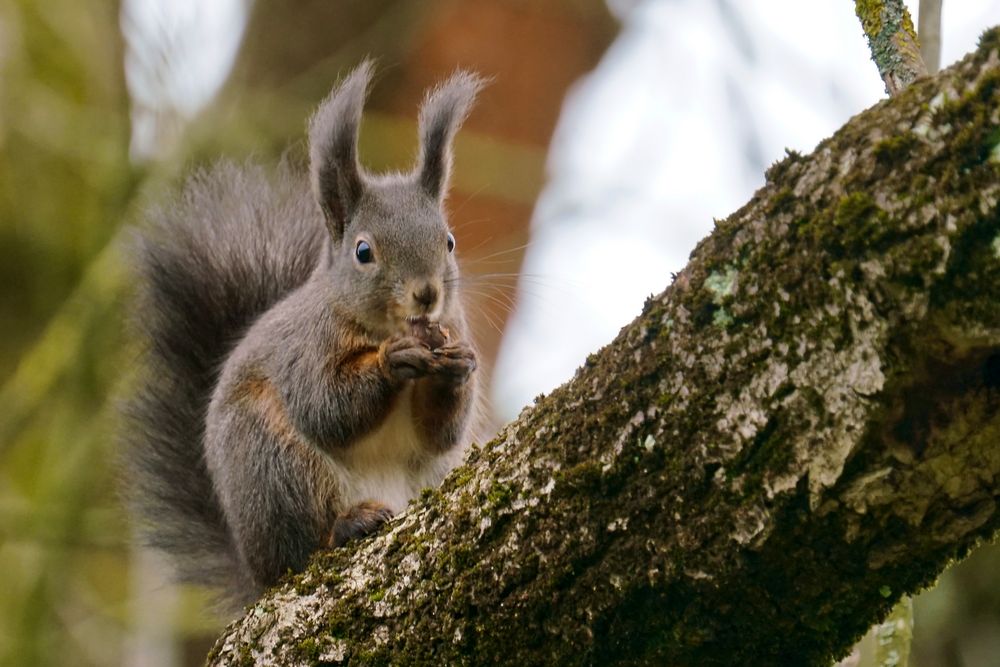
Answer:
[0, 0, 998, 665]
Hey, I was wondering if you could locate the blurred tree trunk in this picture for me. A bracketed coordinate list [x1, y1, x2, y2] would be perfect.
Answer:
[208, 32, 1000, 667]
[919, 0, 943, 73]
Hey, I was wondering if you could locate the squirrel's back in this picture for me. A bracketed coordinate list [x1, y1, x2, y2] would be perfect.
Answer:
[122, 160, 324, 594]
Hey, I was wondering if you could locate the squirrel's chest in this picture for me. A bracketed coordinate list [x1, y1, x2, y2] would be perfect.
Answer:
[328, 385, 439, 514]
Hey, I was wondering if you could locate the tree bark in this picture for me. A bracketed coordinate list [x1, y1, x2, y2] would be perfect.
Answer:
[209, 30, 1000, 667]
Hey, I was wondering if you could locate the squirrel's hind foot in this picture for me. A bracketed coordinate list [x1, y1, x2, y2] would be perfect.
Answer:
[330, 501, 394, 548]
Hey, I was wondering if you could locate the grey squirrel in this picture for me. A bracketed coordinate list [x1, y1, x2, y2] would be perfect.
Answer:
[123, 62, 484, 607]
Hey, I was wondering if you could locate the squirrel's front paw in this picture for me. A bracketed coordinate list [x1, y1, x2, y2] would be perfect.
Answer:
[380, 336, 435, 382]
[330, 501, 394, 548]
[429, 342, 477, 384]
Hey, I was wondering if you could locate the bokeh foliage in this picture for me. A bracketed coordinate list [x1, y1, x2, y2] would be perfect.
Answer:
[0, 1, 136, 665]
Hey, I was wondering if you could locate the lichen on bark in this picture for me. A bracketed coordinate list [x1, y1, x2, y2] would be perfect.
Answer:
[209, 29, 1000, 667]
[854, 0, 928, 94]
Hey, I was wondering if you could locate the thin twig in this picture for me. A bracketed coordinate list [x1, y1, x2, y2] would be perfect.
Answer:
[874, 597, 914, 667]
[919, 0, 943, 73]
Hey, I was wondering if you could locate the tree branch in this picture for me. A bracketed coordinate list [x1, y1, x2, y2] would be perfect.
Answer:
[855, 0, 928, 94]
[209, 30, 1000, 666]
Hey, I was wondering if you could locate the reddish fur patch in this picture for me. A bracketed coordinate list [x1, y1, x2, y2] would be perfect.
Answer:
[324, 324, 383, 378]
[231, 374, 302, 445]
[338, 346, 381, 374]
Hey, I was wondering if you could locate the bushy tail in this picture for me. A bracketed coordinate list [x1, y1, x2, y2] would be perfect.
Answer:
[121, 161, 323, 605]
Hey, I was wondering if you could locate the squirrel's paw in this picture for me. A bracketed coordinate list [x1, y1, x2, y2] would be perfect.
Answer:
[381, 336, 435, 381]
[430, 342, 477, 384]
[330, 501, 394, 548]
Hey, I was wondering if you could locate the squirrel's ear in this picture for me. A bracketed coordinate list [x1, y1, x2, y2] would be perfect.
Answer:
[309, 60, 373, 239]
[415, 71, 486, 202]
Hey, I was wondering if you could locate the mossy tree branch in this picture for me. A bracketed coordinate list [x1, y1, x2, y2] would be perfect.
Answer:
[855, 0, 929, 94]
[209, 31, 1000, 667]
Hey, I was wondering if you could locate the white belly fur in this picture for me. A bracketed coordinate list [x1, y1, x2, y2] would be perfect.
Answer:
[327, 385, 452, 514]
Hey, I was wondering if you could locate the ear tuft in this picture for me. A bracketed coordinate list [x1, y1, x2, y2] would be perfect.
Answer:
[415, 71, 487, 201]
[308, 60, 374, 239]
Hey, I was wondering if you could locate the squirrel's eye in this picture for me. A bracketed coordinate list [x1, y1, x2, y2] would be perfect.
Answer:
[355, 240, 373, 264]
[446, 232, 456, 253]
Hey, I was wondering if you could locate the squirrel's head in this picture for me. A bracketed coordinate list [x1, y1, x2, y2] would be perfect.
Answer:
[307, 61, 484, 337]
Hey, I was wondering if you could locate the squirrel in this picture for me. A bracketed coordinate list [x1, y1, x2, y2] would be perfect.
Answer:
[122, 61, 484, 607]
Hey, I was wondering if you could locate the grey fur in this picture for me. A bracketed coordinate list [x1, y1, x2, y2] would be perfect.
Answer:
[122, 161, 323, 602]
[309, 60, 372, 239]
[124, 64, 482, 609]
[415, 70, 487, 200]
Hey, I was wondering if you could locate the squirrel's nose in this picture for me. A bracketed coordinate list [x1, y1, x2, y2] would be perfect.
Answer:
[412, 284, 438, 311]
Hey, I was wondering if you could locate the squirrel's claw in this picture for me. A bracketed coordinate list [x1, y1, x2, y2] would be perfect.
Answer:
[380, 336, 477, 385]
[430, 342, 477, 383]
[381, 336, 434, 381]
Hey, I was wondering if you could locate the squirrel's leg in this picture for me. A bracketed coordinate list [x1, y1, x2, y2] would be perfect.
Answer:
[206, 380, 337, 591]
[220, 426, 335, 589]
[411, 340, 477, 453]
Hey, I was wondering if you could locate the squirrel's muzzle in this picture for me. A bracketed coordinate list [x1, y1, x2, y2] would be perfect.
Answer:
[404, 279, 441, 319]
[413, 283, 438, 311]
